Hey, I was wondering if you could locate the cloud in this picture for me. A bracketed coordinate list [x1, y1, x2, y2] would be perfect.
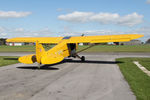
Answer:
[31, 28, 52, 35]
[58, 11, 144, 27]
[13, 28, 54, 37]
[0, 11, 31, 18]
[0, 27, 56, 38]
[147, 0, 150, 4]
[77, 30, 126, 37]
[90, 13, 119, 24]
[130, 27, 150, 35]
[14, 28, 25, 33]
[58, 11, 94, 23]
[0, 33, 7, 36]
[117, 13, 143, 27]
[0, 27, 5, 33]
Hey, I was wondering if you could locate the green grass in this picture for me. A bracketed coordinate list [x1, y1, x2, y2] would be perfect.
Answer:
[78, 45, 150, 52]
[138, 58, 150, 71]
[0, 45, 150, 52]
[0, 56, 19, 67]
[116, 58, 150, 100]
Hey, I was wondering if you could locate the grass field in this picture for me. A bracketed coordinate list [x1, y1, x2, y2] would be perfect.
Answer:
[0, 56, 19, 67]
[78, 45, 150, 52]
[0, 45, 150, 52]
[116, 58, 150, 100]
[138, 58, 150, 71]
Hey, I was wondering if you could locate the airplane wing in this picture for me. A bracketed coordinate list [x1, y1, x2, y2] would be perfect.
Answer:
[67, 34, 144, 43]
[6, 37, 63, 44]
[6, 34, 143, 44]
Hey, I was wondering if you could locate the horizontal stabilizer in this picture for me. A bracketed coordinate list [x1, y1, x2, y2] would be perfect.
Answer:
[19, 54, 36, 64]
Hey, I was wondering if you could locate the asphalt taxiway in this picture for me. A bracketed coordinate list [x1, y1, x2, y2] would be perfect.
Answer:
[0, 52, 150, 100]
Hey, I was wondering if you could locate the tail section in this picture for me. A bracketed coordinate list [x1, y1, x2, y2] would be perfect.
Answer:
[36, 41, 45, 64]
[18, 41, 45, 64]
[19, 41, 67, 65]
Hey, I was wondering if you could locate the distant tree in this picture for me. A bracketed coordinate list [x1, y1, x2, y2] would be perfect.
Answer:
[0, 38, 7, 45]
[121, 43, 124, 45]
[146, 39, 150, 44]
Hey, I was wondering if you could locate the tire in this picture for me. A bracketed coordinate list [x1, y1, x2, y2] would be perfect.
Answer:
[81, 56, 85, 61]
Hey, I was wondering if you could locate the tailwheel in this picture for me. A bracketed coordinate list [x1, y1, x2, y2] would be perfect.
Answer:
[37, 63, 41, 69]
[81, 56, 85, 62]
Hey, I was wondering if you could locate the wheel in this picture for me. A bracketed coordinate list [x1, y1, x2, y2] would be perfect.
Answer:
[81, 56, 85, 61]
[37, 63, 41, 69]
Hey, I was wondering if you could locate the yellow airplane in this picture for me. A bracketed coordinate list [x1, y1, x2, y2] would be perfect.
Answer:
[7, 34, 143, 68]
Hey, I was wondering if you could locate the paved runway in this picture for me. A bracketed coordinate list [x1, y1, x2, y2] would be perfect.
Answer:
[0, 52, 150, 100]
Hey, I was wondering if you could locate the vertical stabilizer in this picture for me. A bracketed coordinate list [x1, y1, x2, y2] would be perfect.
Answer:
[36, 41, 45, 64]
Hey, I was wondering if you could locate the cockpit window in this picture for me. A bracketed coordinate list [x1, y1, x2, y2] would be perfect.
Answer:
[63, 36, 71, 39]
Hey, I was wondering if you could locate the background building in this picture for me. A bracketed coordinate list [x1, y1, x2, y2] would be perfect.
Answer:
[119, 40, 142, 45]
[7, 42, 24, 46]
[146, 39, 150, 44]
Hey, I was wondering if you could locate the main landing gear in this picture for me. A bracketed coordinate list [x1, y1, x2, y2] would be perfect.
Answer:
[75, 54, 85, 62]
[81, 56, 85, 62]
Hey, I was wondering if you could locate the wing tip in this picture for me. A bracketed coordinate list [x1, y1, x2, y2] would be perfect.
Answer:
[132, 34, 144, 39]
[6, 38, 11, 42]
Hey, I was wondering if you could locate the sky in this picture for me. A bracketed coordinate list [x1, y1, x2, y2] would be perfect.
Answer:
[0, 0, 150, 42]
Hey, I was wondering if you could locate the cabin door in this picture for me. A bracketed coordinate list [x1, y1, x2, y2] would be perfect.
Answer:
[67, 43, 76, 57]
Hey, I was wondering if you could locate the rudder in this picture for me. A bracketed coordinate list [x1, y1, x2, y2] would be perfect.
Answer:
[36, 41, 45, 64]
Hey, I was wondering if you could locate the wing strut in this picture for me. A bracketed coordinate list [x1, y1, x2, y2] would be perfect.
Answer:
[76, 44, 97, 53]
[74, 43, 99, 61]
